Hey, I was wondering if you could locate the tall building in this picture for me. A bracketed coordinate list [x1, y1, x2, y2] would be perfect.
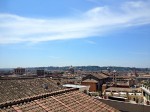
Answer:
[113, 70, 117, 85]
[36, 69, 45, 76]
[68, 66, 75, 74]
[14, 68, 25, 75]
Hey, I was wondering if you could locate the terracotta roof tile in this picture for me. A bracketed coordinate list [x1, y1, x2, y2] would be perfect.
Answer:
[0, 78, 62, 104]
[92, 73, 108, 79]
[0, 88, 119, 112]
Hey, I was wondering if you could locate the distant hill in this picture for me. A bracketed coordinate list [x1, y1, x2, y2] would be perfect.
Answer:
[0, 66, 150, 72]
[27, 66, 150, 72]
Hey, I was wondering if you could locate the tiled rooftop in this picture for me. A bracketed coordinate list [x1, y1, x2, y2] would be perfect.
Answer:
[82, 72, 108, 81]
[92, 73, 108, 80]
[0, 88, 119, 112]
[105, 87, 141, 92]
[82, 79, 98, 83]
[0, 78, 62, 103]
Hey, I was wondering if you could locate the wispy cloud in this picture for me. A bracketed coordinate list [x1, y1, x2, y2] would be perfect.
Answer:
[86, 0, 101, 5]
[0, 0, 150, 44]
[85, 40, 96, 44]
[129, 51, 150, 56]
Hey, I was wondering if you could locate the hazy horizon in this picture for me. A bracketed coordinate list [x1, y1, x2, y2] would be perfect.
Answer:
[0, 65, 149, 69]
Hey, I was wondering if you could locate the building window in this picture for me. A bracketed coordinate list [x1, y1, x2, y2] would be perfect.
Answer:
[96, 83, 98, 90]
[90, 77, 91, 80]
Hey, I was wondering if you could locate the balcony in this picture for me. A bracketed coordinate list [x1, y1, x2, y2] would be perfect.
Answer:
[141, 84, 150, 95]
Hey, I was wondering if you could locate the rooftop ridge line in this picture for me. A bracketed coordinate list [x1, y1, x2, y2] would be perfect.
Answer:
[0, 88, 78, 108]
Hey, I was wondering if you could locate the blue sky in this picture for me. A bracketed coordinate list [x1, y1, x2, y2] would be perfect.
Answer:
[0, 0, 150, 68]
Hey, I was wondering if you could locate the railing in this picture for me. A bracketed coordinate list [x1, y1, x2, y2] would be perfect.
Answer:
[141, 84, 150, 95]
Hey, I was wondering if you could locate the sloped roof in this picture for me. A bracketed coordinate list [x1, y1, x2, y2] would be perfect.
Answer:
[105, 87, 141, 92]
[0, 88, 119, 112]
[82, 79, 98, 83]
[0, 78, 62, 103]
[91, 73, 108, 80]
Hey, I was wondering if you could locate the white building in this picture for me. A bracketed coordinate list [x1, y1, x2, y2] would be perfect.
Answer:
[63, 84, 90, 93]
[141, 84, 150, 105]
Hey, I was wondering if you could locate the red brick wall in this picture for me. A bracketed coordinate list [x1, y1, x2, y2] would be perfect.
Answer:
[81, 82, 97, 92]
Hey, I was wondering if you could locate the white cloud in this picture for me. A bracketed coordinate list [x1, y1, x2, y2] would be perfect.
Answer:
[0, 0, 150, 44]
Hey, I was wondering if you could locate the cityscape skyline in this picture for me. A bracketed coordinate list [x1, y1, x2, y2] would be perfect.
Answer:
[0, 0, 150, 68]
